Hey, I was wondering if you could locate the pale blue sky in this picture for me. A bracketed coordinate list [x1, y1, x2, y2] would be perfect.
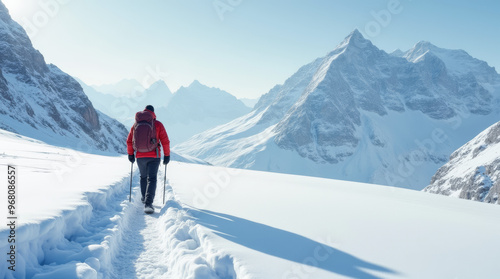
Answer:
[3, 0, 499, 98]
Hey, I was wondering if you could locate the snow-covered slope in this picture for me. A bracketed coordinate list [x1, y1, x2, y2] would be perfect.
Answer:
[176, 30, 500, 189]
[0, 2, 127, 153]
[156, 80, 251, 145]
[424, 121, 500, 204]
[2, 128, 500, 279]
[0, 128, 206, 278]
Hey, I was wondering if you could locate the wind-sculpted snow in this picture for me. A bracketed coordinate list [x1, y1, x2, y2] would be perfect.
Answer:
[0, 2, 127, 153]
[177, 29, 500, 189]
[424, 121, 500, 204]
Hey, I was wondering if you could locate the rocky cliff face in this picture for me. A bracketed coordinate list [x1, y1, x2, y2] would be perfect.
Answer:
[0, 2, 127, 153]
[424, 121, 500, 204]
[176, 30, 500, 189]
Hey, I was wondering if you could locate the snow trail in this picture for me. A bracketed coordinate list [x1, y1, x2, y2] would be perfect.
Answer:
[111, 167, 236, 279]
[112, 202, 168, 278]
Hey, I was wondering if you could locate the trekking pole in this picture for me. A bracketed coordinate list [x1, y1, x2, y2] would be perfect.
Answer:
[129, 162, 133, 202]
[163, 164, 167, 204]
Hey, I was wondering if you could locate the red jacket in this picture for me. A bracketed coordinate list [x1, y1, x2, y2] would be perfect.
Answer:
[127, 109, 170, 158]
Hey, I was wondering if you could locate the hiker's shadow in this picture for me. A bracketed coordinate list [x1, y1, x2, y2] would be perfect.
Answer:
[189, 209, 400, 279]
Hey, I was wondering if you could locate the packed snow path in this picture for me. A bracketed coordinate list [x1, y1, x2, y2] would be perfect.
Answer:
[113, 201, 169, 278]
[112, 168, 235, 279]
[112, 171, 171, 278]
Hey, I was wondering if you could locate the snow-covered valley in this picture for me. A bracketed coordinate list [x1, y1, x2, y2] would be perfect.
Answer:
[1, 1, 500, 278]
[2, 130, 500, 279]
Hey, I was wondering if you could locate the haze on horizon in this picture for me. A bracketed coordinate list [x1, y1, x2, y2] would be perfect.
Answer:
[3, 0, 499, 98]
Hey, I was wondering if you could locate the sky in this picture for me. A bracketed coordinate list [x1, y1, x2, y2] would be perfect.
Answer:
[2, 0, 499, 99]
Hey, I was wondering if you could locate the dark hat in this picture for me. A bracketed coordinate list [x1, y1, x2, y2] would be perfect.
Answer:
[145, 105, 154, 112]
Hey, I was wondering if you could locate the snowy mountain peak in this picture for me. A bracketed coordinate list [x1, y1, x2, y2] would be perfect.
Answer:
[177, 30, 500, 189]
[404, 41, 499, 81]
[155, 80, 250, 144]
[404, 41, 440, 62]
[145, 79, 172, 99]
[335, 29, 373, 51]
[188, 79, 205, 89]
[413, 40, 436, 49]
[390, 48, 405, 57]
[345, 29, 365, 43]
[148, 79, 169, 90]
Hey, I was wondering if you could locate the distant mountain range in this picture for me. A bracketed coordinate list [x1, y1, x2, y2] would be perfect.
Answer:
[155, 80, 251, 145]
[92, 78, 145, 97]
[78, 79, 251, 145]
[0, 2, 127, 153]
[176, 30, 500, 189]
[78, 78, 173, 126]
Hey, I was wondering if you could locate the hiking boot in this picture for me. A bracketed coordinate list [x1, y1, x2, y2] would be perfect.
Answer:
[144, 204, 154, 214]
[141, 196, 145, 204]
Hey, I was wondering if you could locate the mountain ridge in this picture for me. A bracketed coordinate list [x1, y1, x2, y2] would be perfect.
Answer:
[0, 2, 127, 153]
[176, 30, 500, 189]
[424, 120, 500, 204]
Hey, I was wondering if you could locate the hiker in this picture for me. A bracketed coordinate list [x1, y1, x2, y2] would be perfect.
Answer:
[127, 105, 170, 214]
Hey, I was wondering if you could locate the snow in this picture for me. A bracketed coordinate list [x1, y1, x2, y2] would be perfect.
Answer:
[167, 163, 500, 279]
[155, 80, 251, 145]
[77, 79, 173, 128]
[80, 78, 251, 146]
[0, 4, 128, 155]
[176, 31, 500, 190]
[179, 106, 500, 190]
[424, 121, 500, 203]
[2, 129, 500, 278]
[404, 41, 499, 81]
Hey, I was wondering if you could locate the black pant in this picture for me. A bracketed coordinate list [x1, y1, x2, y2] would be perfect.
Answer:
[137, 157, 161, 206]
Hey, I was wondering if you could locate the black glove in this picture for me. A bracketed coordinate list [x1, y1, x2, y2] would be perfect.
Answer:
[163, 155, 170, 165]
[128, 154, 135, 163]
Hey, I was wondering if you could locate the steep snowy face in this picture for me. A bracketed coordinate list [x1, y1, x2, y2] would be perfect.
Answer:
[404, 41, 497, 115]
[274, 30, 386, 163]
[254, 57, 324, 125]
[405, 41, 499, 84]
[156, 80, 251, 145]
[176, 29, 500, 189]
[424, 121, 500, 204]
[275, 29, 499, 164]
[0, 2, 127, 153]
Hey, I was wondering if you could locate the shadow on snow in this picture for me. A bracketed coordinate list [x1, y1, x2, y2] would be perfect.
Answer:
[189, 208, 400, 279]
